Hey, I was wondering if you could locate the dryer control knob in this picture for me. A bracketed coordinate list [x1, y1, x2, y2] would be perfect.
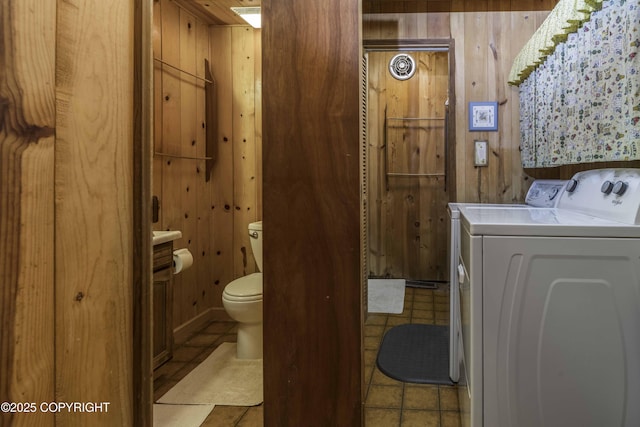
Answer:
[613, 181, 628, 195]
[601, 180, 614, 194]
[566, 179, 578, 193]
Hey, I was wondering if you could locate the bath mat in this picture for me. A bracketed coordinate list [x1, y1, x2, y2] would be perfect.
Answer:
[377, 324, 453, 385]
[368, 279, 406, 314]
[153, 403, 214, 427]
[158, 342, 263, 406]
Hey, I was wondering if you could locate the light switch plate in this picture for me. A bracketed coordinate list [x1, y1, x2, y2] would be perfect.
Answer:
[474, 140, 488, 166]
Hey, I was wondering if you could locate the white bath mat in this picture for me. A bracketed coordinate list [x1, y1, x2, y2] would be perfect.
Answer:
[158, 342, 263, 406]
[368, 279, 406, 314]
[153, 403, 214, 427]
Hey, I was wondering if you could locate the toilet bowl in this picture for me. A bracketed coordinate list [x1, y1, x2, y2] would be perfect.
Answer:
[222, 221, 263, 359]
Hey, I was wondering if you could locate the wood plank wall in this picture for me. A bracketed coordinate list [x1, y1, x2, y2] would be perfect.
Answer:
[55, 0, 134, 424]
[367, 51, 450, 281]
[364, 1, 557, 209]
[1, 1, 56, 425]
[153, 0, 262, 338]
[262, 0, 362, 425]
[2, 1, 135, 426]
[364, 0, 640, 204]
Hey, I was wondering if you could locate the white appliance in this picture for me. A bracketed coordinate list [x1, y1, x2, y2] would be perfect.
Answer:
[450, 169, 640, 427]
[447, 180, 566, 383]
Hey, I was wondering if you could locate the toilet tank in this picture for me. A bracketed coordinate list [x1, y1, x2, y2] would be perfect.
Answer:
[248, 221, 262, 272]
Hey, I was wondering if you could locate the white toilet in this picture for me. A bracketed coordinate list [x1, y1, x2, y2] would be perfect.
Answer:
[222, 221, 263, 359]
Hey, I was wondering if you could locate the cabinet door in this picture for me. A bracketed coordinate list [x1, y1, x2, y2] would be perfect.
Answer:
[153, 267, 173, 369]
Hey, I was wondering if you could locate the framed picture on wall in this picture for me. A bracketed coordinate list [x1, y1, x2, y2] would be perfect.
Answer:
[469, 102, 498, 131]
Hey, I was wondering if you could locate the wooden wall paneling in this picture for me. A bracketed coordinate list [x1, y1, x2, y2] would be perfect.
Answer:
[363, 14, 402, 40]
[231, 26, 258, 278]
[484, 13, 501, 203]
[192, 0, 245, 25]
[262, 0, 362, 423]
[465, 0, 488, 12]
[160, 0, 185, 326]
[366, 52, 386, 276]
[160, 0, 183, 231]
[209, 27, 235, 294]
[176, 8, 199, 325]
[362, 12, 451, 41]
[133, 0, 154, 422]
[450, 0, 465, 12]
[55, 0, 134, 424]
[384, 53, 407, 278]
[491, 12, 515, 203]
[488, 0, 511, 11]
[509, 11, 541, 201]
[400, 13, 420, 39]
[0, 1, 56, 425]
[195, 20, 214, 312]
[372, 51, 449, 281]
[426, 52, 449, 280]
[363, 0, 559, 14]
[512, 0, 559, 11]
[254, 29, 263, 221]
[462, 12, 489, 202]
[362, 4, 560, 212]
[427, 13, 452, 38]
[450, 12, 467, 204]
[153, 0, 164, 227]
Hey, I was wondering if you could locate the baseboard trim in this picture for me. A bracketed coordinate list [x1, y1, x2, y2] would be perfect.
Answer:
[173, 307, 232, 345]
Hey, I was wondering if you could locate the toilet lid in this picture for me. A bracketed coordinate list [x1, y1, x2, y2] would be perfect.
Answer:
[224, 272, 262, 298]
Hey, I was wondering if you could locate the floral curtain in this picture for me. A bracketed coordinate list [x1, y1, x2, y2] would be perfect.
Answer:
[516, 0, 640, 168]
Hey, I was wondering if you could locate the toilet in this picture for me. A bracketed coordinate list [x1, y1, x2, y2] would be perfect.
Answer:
[222, 221, 263, 359]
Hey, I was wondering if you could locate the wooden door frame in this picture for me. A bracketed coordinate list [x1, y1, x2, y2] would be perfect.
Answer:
[362, 39, 457, 282]
[363, 39, 457, 204]
[133, 0, 154, 425]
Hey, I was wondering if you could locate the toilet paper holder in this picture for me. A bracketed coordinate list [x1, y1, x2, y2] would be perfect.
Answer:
[172, 248, 193, 274]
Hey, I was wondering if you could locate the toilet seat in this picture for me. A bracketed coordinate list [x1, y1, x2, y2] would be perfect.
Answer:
[223, 273, 263, 302]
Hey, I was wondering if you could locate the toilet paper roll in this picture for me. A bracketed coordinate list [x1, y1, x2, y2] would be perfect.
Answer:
[173, 248, 193, 274]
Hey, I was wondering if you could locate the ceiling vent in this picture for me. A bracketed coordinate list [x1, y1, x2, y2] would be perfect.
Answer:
[388, 53, 416, 81]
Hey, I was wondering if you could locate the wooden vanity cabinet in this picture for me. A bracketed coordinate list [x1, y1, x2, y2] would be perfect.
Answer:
[153, 241, 174, 369]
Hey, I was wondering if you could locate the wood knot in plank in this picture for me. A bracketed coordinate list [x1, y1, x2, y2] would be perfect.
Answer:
[489, 43, 498, 61]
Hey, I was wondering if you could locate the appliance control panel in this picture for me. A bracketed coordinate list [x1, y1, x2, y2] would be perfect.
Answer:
[525, 180, 567, 207]
[557, 168, 640, 224]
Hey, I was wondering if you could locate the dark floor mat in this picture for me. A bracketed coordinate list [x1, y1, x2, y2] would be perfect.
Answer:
[376, 324, 454, 385]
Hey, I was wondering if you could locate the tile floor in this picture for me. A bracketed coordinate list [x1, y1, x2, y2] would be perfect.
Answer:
[153, 284, 460, 427]
[364, 285, 461, 427]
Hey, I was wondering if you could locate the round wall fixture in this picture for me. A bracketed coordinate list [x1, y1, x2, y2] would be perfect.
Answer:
[388, 53, 416, 81]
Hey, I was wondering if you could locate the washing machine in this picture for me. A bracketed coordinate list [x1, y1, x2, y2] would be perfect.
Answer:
[447, 179, 567, 383]
[453, 169, 640, 427]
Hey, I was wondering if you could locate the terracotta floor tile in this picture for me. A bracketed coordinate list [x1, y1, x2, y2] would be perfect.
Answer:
[413, 300, 433, 310]
[365, 408, 401, 427]
[365, 324, 385, 337]
[366, 314, 388, 326]
[401, 409, 440, 427]
[371, 367, 404, 386]
[403, 384, 440, 410]
[366, 384, 404, 408]
[439, 386, 459, 411]
[441, 410, 462, 427]
[365, 335, 382, 350]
